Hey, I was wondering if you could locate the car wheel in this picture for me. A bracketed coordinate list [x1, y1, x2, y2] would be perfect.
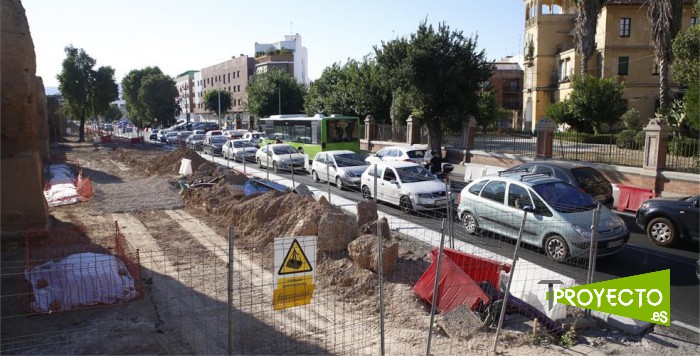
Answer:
[335, 177, 344, 191]
[257, 158, 263, 168]
[312, 170, 320, 182]
[461, 212, 480, 235]
[273, 162, 279, 173]
[544, 235, 569, 263]
[362, 186, 372, 200]
[647, 217, 677, 246]
[400, 196, 412, 213]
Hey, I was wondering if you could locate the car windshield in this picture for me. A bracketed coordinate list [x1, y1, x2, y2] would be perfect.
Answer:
[272, 145, 297, 155]
[210, 136, 228, 143]
[334, 153, 367, 167]
[191, 134, 204, 140]
[233, 141, 254, 148]
[533, 181, 597, 213]
[406, 150, 427, 159]
[396, 166, 437, 183]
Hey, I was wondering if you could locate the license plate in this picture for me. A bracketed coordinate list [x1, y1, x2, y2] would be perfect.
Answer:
[435, 199, 446, 204]
[608, 240, 623, 248]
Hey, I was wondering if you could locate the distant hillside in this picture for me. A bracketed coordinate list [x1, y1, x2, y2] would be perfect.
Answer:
[45, 86, 60, 95]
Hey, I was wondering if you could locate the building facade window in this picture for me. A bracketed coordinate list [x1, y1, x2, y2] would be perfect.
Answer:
[618, 56, 629, 75]
[652, 58, 659, 75]
[691, 17, 697, 27]
[620, 18, 631, 37]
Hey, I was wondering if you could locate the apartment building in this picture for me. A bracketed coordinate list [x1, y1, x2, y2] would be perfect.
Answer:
[523, 0, 697, 131]
[254, 33, 309, 85]
[174, 70, 196, 123]
[489, 57, 524, 129]
[197, 55, 256, 122]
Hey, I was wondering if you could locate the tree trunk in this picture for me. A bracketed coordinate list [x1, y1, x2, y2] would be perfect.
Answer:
[580, 56, 588, 77]
[78, 118, 85, 142]
[426, 119, 442, 155]
[658, 56, 670, 110]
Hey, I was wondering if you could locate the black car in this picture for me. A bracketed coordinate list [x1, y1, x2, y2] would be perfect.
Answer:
[635, 195, 700, 246]
[506, 161, 614, 207]
[202, 135, 227, 155]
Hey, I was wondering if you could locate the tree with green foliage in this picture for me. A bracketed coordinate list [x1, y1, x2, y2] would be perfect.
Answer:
[57, 45, 118, 142]
[671, 1, 700, 131]
[304, 58, 390, 121]
[647, 0, 684, 110]
[104, 104, 123, 122]
[244, 68, 307, 118]
[137, 73, 179, 127]
[546, 100, 594, 132]
[574, 0, 606, 76]
[203, 89, 233, 123]
[374, 37, 411, 126]
[476, 89, 499, 129]
[122, 67, 164, 127]
[567, 75, 626, 134]
[375, 21, 492, 152]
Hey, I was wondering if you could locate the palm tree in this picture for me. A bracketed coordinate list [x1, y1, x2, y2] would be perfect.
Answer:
[647, 0, 684, 111]
[574, 0, 606, 76]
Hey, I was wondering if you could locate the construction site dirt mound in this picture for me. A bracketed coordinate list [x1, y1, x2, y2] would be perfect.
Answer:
[144, 148, 209, 176]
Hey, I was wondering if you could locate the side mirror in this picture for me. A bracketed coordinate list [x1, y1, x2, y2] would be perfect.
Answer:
[389, 179, 398, 186]
[522, 205, 535, 213]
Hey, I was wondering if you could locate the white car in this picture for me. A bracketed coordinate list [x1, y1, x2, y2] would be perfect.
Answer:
[311, 150, 369, 190]
[157, 129, 170, 142]
[365, 146, 430, 165]
[223, 139, 258, 162]
[242, 131, 264, 145]
[360, 161, 449, 212]
[165, 131, 180, 144]
[256, 143, 306, 172]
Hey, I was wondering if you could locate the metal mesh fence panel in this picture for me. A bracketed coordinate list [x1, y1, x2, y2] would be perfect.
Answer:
[474, 130, 537, 155]
[552, 132, 644, 167]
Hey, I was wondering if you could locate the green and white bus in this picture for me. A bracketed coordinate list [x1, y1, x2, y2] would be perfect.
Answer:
[258, 114, 361, 160]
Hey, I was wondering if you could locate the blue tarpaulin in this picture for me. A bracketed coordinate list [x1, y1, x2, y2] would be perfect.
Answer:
[242, 179, 288, 196]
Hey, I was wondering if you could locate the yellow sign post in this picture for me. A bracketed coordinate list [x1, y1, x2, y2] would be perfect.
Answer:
[273, 236, 316, 310]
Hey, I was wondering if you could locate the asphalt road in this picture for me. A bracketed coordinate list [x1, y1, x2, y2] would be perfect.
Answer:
[147, 137, 699, 333]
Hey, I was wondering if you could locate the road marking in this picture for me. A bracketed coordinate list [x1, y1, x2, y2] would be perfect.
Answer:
[671, 320, 700, 334]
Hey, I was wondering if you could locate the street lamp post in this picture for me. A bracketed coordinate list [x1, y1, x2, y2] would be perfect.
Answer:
[278, 87, 281, 115]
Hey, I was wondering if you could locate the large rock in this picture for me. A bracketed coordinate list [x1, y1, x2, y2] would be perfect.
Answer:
[356, 200, 378, 227]
[317, 212, 358, 252]
[347, 234, 399, 274]
[360, 217, 391, 239]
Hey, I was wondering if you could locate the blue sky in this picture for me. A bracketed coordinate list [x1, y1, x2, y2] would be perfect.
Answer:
[23, 0, 525, 88]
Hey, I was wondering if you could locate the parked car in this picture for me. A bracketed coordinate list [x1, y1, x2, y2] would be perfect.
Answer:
[165, 131, 180, 144]
[504, 161, 614, 207]
[256, 143, 306, 172]
[223, 129, 245, 140]
[311, 150, 369, 190]
[205, 130, 223, 137]
[365, 146, 429, 165]
[222, 139, 258, 162]
[360, 161, 449, 213]
[635, 195, 700, 246]
[103, 123, 113, 132]
[242, 131, 264, 146]
[456, 172, 629, 263]
[266, 133, 291, 142]
[149, 129, 160, 141]
[192, 122, 220, 132]
[186, 134, 205, 151]
[158, 129, 170, 142]
[193, 129, 206, 135]
[202, 135, 227, 155]
[176, 131, 193, 146]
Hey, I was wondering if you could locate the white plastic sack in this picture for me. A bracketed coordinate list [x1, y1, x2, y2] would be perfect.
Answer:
[179, 158, 193, 176]
[43, 183, 80, 206]
[24, 253, 138, 312]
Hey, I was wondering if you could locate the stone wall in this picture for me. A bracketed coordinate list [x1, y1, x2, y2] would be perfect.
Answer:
[1, 0, 50, 233]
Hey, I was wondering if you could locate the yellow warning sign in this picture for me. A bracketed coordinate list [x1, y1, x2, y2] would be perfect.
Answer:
[273, 275, 315, 310]
[278, 239, 313, 275]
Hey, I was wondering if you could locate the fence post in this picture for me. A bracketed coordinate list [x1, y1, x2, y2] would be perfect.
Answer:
[643, 118, 670, 172]
[227, 225, 234, 355]
[493, 206, 533, 353]
[426, 218, 447, 356]
[365, 115, 375, 151]
[585, 204, 601, 317]
[461, 117, 477, 164]
[535, 118, 556, 159]
[406, 116, 420, 145]
[377, 196, 385, 356]
[326, 160, 331, 204]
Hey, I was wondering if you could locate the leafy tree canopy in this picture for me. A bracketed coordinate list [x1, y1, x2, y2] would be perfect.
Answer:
[104, 104, 123, 122]
[566, 75, 626, 134]
[203, 89, 233, 118]
[304, 57, 391, 121]
[137, 73, 179, 127]
[57, 45, 118, 141]
[375, 20, 492, 152]
[121, 67, 164, 126]
[244, 68, 307, 118]
[476, 89, 499, 129]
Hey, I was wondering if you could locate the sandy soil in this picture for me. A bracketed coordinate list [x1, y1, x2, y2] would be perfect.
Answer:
[1, 135, 697, 355]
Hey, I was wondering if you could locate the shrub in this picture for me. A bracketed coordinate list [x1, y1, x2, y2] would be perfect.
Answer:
[616, 129, 639, 149]
[634, 131, 646, 148]
[621, 108, 641, 129]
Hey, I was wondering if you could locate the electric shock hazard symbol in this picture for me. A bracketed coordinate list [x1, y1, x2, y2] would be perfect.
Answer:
[278, 239, 313, 275]
[273, 236, 316, 310]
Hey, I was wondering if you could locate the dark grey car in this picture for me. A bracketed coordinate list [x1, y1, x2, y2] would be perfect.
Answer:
[506, 161, 614, 207]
